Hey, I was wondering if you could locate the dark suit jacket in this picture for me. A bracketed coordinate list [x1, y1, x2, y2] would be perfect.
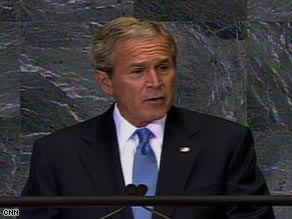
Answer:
[20, 105, 275, 219]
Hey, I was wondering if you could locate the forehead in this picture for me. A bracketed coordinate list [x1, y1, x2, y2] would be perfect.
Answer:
[113, 37, 173, 65]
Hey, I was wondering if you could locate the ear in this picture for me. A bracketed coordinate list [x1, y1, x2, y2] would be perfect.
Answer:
[95, 70, 113, 95]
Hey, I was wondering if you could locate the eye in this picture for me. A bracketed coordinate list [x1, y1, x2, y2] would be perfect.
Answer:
[157, 64, 170, 73]
[131, 68, 144, 74]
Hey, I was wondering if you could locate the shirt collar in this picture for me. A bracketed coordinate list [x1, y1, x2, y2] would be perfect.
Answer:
[113, 103, 166, 147]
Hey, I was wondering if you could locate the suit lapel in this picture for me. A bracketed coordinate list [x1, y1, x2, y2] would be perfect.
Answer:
[154, 107, 202, 219]
[79, 105, 131, 218]
[78, 105, 202, 219]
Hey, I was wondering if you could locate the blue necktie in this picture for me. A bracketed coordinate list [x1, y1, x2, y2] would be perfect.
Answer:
[132, 128, 158, 219]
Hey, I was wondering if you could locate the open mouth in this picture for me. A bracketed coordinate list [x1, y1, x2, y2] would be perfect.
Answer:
[145, 97, 165, 103]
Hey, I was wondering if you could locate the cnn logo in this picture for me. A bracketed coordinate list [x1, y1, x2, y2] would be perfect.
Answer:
[2, 208, 19, 217]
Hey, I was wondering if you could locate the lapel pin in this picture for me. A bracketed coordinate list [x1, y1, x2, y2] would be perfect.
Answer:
[180, 146, 191, 153]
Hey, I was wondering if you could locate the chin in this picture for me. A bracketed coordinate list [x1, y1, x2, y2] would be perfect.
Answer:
[145, 111, 166, 121]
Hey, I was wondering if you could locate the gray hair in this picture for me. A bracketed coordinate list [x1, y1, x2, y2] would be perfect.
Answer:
[92, 17, 177, 76]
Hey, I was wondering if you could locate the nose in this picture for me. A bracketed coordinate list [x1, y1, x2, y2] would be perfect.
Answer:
[147, 69, 163, 88]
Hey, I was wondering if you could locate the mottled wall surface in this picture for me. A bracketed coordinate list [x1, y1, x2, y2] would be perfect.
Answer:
[0, 0, 291, 218]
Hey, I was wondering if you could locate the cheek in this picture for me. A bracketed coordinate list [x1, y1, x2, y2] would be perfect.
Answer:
[114, 84, 140, 104]
[166, 77, 176, 92]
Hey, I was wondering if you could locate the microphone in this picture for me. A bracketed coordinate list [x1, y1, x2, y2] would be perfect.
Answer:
[136, 184, 148, 196]
[98, 184, 136, 219]
[99, 184, 172, 219]
[126, 184, 137, 196]
[136, 184, 172, 219]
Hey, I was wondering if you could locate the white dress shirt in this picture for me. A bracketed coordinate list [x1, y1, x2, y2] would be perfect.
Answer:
[113, 104, 166, 186]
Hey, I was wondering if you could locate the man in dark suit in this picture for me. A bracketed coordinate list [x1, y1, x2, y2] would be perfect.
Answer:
[20, 17, 275, 219]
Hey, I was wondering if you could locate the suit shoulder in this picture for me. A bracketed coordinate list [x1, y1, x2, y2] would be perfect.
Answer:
[173, 106, 249, 133]
[35, 116, 98, 147]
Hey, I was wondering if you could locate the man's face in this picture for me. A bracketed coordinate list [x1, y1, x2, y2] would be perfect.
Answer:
[96, 37, 176, 127]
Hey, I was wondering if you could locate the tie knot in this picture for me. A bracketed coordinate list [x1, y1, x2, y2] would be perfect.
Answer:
[135, 128, 153, 144]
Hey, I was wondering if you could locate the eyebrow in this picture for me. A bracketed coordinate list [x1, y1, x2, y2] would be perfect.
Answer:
[129, 58, 171, 68]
